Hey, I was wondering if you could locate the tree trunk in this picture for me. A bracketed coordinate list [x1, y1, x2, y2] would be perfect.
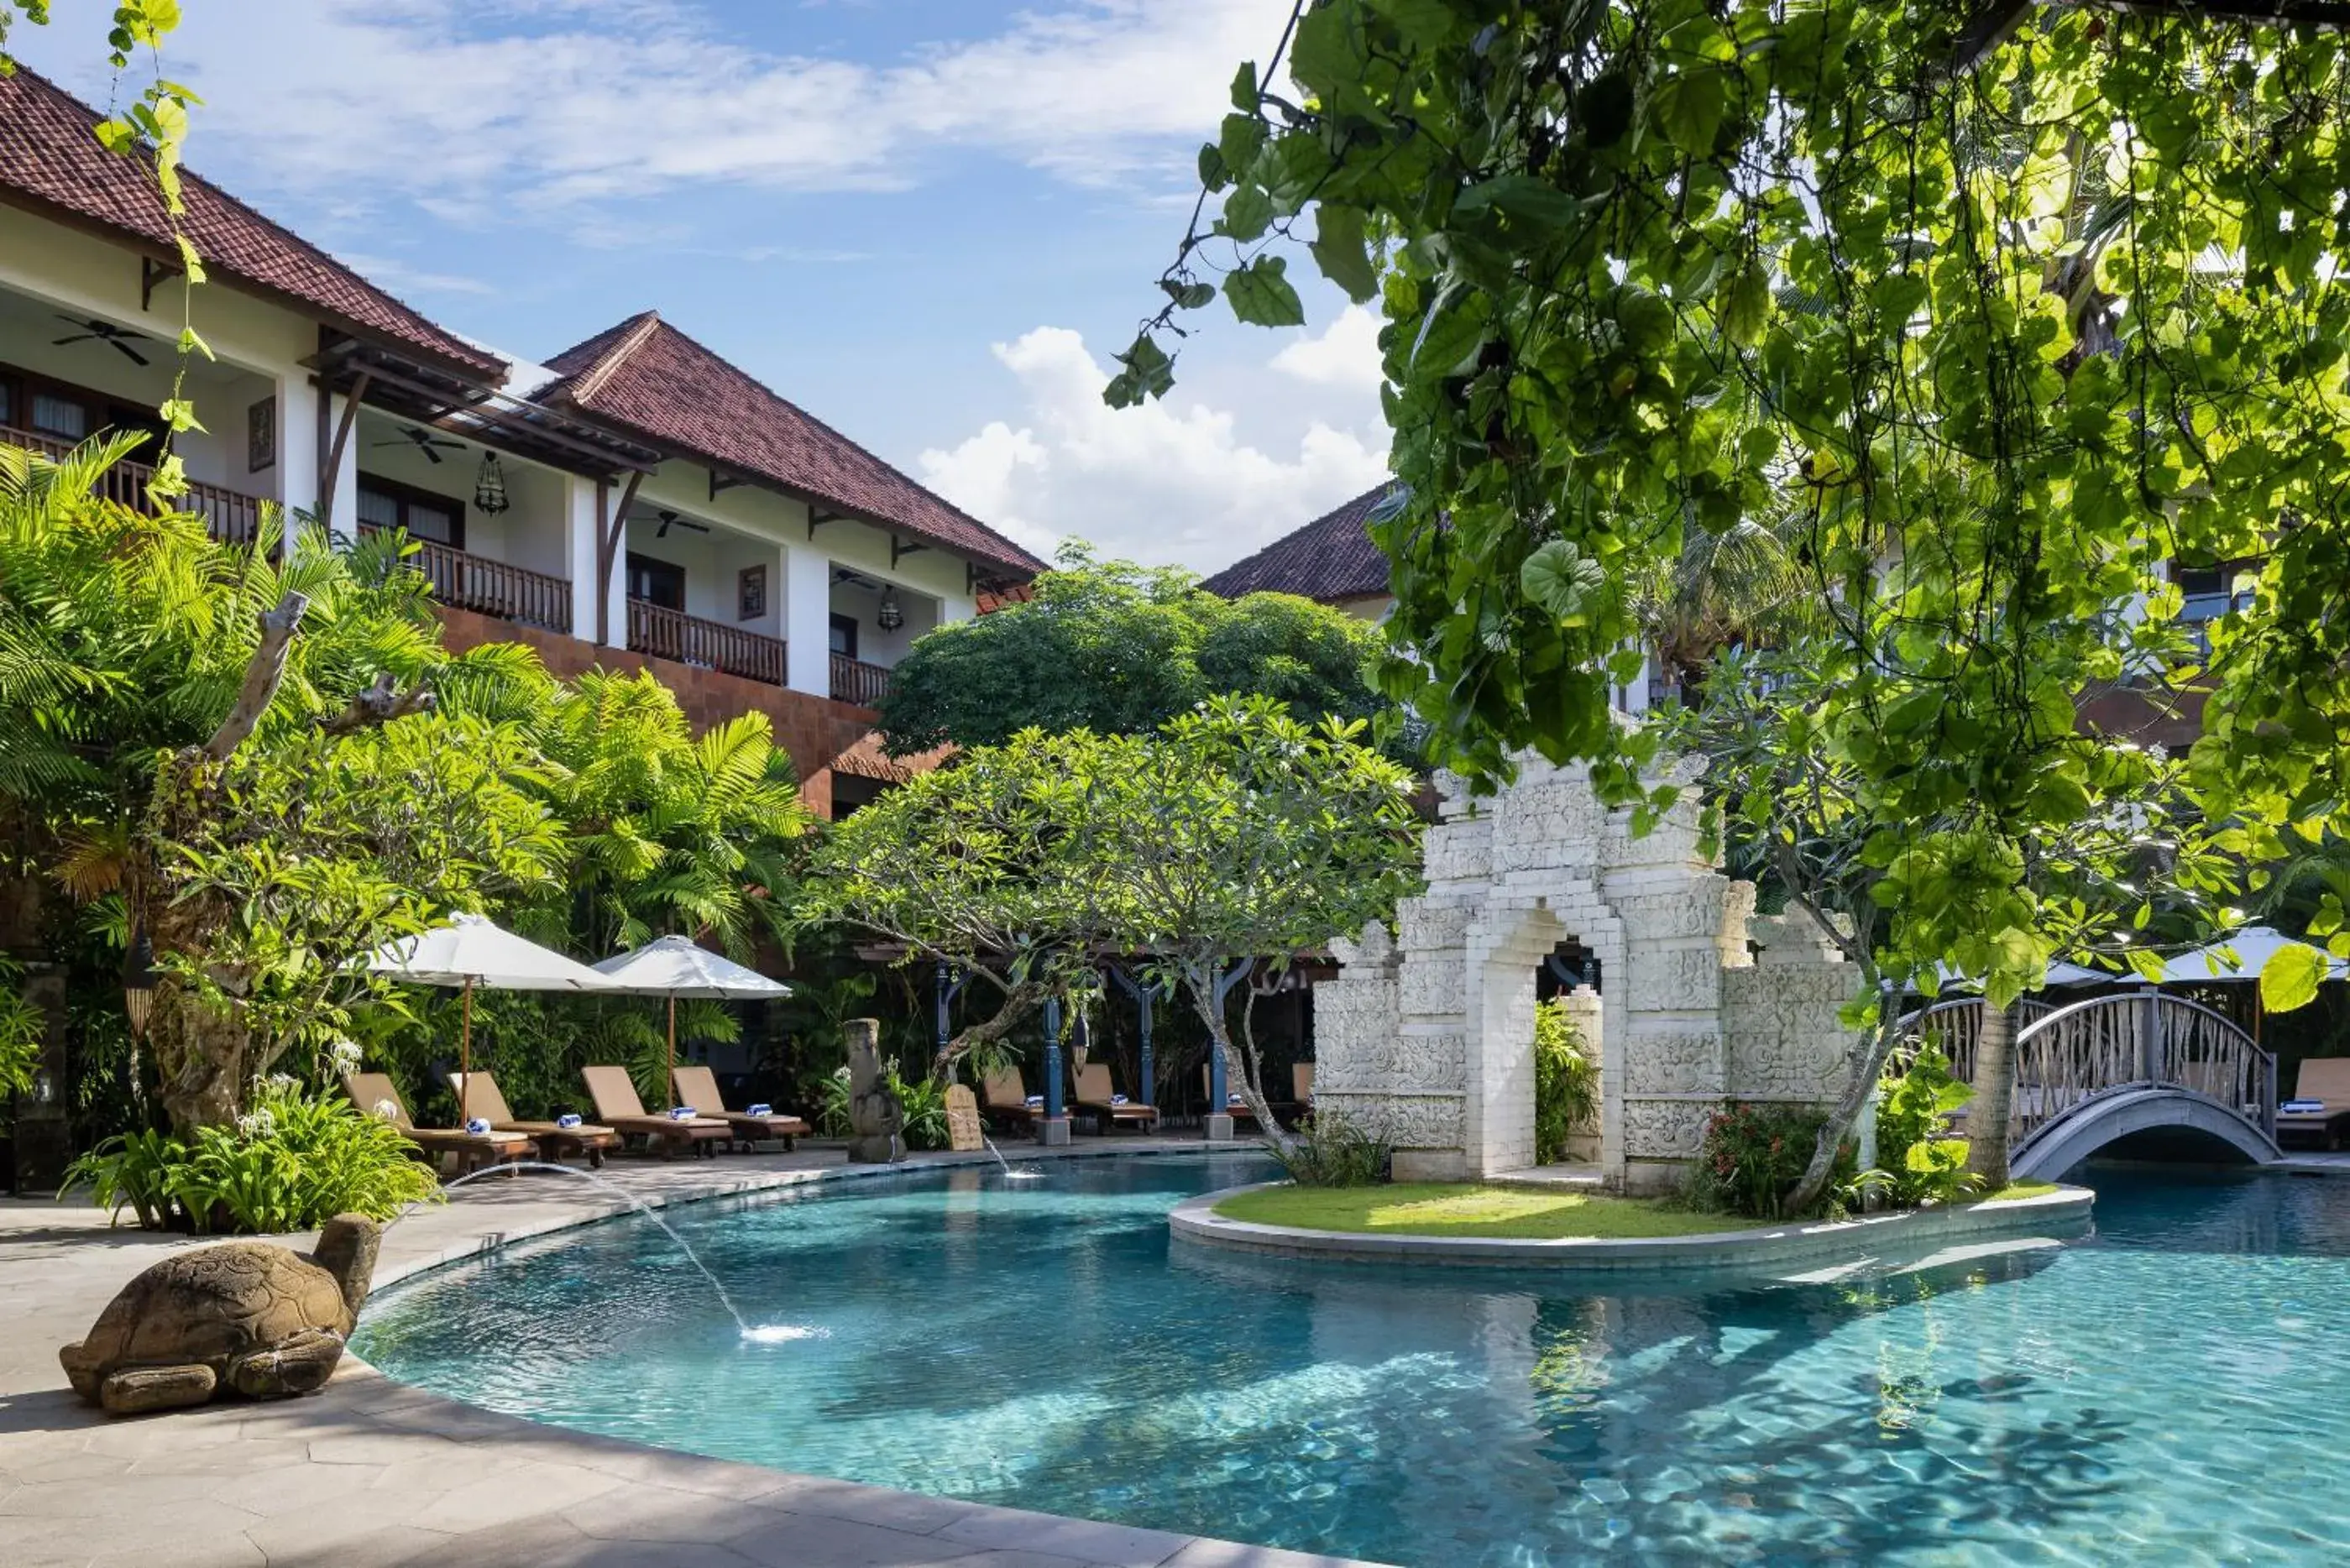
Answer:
[930, 980, 1044, 1082]
[1785, 1012, 1903, 1216]
[1180, 970, 1295, 1155]
[1965, 1001, 2015, 1189]
[149, 978, 249, 1136]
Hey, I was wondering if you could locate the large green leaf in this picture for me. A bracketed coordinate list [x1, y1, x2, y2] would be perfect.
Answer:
[2262, 941, 2328, 1014]
[1225, 255, 1306, 327]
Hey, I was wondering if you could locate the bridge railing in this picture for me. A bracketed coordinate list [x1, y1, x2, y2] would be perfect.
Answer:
[1895, 990, 2276, 1151]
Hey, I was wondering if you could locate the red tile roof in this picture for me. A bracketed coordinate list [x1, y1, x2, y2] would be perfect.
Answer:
[0, 68, 504, 379]
[1200, 481, 1402, 604]
[543, 313, 1045, 581]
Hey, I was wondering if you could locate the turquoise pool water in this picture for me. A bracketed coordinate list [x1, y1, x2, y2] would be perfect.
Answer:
[353, 1154, 2350, 1565]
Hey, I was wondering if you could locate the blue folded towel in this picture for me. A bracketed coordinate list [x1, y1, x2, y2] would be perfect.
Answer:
[668, 1105, 697, 1120]
[555, 1113, 583, 1129]
[463, 1117, 491, 1135]
[2283, 1099, 2326, 1114]
[746, 1102, 772, 1116]
[1025, 1094, 1044, 1108]
[1227, 1092, 1246, 1106]
[1110, 1094, 1129, 1105]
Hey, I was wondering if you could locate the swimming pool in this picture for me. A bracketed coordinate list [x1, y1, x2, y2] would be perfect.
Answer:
[353, 1153, 2350, 1565]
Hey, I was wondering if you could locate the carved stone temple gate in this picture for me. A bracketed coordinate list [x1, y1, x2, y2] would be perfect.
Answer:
[1317, 757, 1861, 1192]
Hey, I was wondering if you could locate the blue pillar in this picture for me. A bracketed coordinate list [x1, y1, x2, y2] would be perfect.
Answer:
[934, 959, 952, 1063]
[1039, 996, 1070, 1145]
[1109, 967, 1160, 1108]
[1137, 988, 1155, 1108]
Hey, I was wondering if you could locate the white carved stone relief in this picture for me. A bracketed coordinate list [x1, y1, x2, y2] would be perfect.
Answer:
[1311, 755, 1864, 1188]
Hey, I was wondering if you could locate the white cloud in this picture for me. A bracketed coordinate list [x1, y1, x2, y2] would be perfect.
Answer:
[1269, 305, 1385, 392]
[919, 325, 1390, 573]
[15, 0, 1290, 212]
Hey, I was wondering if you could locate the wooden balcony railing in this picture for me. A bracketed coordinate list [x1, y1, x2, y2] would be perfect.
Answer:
[3, 422, 266, 546]
[629, 598, 786, 687]
[360, 526, 571, 634]
[830, 651, 892, 708]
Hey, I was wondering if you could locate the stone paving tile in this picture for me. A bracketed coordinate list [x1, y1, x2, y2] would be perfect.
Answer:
[1162, 1541, 1381, 1568]
[934, 1506, 1196, 1568]
[403, 1456, 627, 1533]
[0, 1144, 1395, 1568]
[748, 1472, 987, 1534]
[727, 1508, 1008, 1567]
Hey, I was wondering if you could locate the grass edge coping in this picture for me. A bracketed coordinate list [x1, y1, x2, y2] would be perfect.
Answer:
[1169, 1180, 2097, 1272]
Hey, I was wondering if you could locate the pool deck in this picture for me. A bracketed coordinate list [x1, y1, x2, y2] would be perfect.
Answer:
[0, 1137, 1384, 1568]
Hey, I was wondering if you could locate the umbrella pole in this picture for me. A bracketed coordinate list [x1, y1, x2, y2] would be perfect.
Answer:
[460, 976, 474, 1126]
[667, 995, 677, 1111]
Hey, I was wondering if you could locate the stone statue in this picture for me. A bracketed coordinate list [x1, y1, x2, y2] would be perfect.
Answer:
[60, 1213, 381, 1414]
[844, 1017, 905, 1163]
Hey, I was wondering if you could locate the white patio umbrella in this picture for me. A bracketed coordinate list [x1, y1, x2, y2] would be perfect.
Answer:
[2159, 925, 2350, 1043]
[369, 913, 615, 1124]
[590, 935, 789, 1108]
[1930, 959, 2109, 992]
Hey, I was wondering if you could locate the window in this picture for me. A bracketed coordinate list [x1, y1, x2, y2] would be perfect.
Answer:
[828, 613, 860, 660]
[627, 552, 686, 610]
[2175, 562, 2255, 625]
[30, 390, 89, 441]
[355, 475, 463, 546]
[0, 363, 159, 450]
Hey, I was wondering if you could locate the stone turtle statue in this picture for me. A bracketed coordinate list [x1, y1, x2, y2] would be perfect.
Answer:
[844, 1017, 905, 1163]
[60, 1213, 381, 1414]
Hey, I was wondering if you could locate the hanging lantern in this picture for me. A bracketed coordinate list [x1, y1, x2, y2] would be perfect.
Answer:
[123, 924, 159, 1041]
[876, 585, 904, 630]
[473, 452, 510, 515]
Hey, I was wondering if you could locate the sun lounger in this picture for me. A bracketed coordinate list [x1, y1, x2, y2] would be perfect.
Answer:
[2277, 1058, 2350, 1150]
[981, 1066, 1041, 1132]
[1074, 1063, 1159, 1134]
[1201, 1065, 1261, 1129]
[671, 1064, 811, 1151]
[579, 1064, 732, 1158]
[342, 1071, 532, 1177]
[445, 1071, 620, 1168]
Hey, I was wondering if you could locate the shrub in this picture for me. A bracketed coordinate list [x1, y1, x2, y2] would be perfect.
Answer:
[1269, 1111, 1391, 1187]
[1846, 1042, 1981, 1210]
[1688, 1101, 1854, 1220]
[815, 1062, 951, 1152]
[62, 1080, 441, 1234]
[1532, 998, 1598, 1163]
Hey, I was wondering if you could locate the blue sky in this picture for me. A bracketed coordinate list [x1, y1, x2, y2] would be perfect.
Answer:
[14, 0, 1392, 572]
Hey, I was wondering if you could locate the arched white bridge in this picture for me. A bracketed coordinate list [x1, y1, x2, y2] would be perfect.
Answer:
[1897, 991, 2281, 1180]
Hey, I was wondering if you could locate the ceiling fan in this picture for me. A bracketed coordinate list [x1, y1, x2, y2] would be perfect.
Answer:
[371, 425, 466, 464]
[653, 510, 709, 537]
[52, 315, 151, 366]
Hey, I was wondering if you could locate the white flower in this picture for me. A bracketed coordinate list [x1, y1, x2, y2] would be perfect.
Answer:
[236, 1108, 276, 1139]
[370, 1099, 400, 1122]
[327, 1038, 363, 1074]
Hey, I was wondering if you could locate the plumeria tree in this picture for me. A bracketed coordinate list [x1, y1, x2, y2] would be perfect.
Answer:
[794, 729, 1116, 1078]
[1079, 696, 1424, 1146]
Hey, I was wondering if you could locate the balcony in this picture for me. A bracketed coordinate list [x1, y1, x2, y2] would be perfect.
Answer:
[361, 526, 572, 634]
[3, 421, 265, 546]
[830, 651, 892, 708]
[629, 597, 785, 687]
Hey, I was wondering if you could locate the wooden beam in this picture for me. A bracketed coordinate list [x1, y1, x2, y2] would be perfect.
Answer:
[317, 369, 372, 529]
[709, 470, 746, 501]
[807, 508, 841, 540]
[140, 256, 183, 312]
[891, 536, 929, 569]
[597, 469, 644, 646]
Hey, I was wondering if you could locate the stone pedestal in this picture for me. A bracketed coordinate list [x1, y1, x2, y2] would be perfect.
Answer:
[1037, 1117, 1071, 1147]
[1204, 1113, 1234, 1142]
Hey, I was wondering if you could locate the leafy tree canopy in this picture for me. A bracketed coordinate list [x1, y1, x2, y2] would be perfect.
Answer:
[1112, 0, 2350, 1015]
[876, 543, 1394, 755]
[799, 695, 1422, 1135]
